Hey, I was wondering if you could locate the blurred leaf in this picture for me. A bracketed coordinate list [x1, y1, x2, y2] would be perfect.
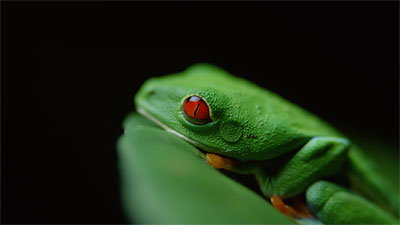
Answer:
[117, 112, 294, 224]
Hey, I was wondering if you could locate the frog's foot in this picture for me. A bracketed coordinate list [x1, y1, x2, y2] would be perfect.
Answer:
[206, 153, 236, 169]
[270, 196, 315, 219]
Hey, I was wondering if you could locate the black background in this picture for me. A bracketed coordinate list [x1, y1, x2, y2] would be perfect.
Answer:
[3, 1, 398, 224]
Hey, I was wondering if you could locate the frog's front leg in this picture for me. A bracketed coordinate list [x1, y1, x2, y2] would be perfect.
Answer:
[306, 180, 398, 224]
[255, 137, 350, 198]
[207, 137, 350, 219]
[206, 137, 350, 197]
[207, 137, 350, 207]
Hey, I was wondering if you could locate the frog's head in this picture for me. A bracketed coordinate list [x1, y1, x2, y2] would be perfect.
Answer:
[135, 63, 305, 161]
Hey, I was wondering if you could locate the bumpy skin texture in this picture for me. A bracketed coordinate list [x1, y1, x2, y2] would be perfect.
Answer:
[135, 64, 399, 224]
[135, 64, 342, 160]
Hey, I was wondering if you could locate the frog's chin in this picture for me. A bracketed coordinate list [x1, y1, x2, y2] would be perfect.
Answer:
[136, 107, 218, 155]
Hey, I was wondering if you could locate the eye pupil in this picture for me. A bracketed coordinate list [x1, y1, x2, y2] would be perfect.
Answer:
[193, 104, 200, 116]
[183, 96, 210, 121]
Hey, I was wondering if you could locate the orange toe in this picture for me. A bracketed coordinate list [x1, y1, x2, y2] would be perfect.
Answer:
[270, 195, 316, 219]
[206, 153, 234, 169]
[270, 196, 299, 218]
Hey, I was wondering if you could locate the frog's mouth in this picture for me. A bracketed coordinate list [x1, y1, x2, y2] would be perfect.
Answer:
[136, 107, 214, 159]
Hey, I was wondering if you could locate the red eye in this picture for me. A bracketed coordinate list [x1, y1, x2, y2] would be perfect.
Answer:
[183, 96, 211, 121]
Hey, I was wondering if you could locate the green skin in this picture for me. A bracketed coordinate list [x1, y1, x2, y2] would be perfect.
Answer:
[135, 63, 399, 224]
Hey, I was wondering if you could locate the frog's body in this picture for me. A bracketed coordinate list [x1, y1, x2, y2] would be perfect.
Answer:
[134, 64, 399, 224]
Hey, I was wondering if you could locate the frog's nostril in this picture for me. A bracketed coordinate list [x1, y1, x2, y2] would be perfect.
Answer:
[148, 90, 155, 95]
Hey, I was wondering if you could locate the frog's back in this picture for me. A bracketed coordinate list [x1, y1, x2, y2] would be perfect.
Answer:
[180, 63, 344, 138]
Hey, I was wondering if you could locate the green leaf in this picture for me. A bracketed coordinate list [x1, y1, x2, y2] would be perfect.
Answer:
[117, 112, 294, 224]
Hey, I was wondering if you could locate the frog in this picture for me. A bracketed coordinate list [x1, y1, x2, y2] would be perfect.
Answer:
[133, 63, 399, 224]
